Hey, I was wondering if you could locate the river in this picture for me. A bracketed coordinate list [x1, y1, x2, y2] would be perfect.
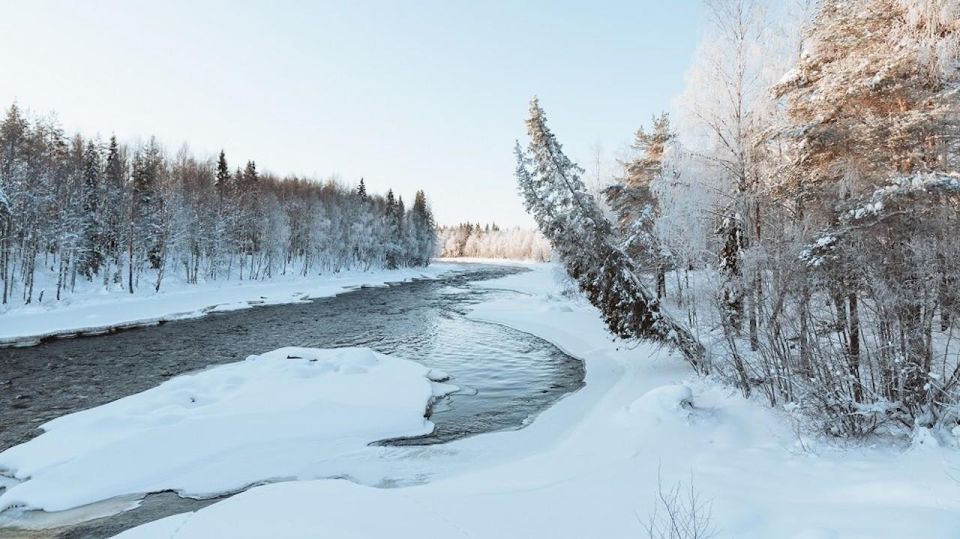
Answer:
[0, 264, 584, 538]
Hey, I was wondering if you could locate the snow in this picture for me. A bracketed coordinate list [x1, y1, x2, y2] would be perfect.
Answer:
[0, 347, 456, 513]
[845, 172, 960, 222]
[621, 384, 695, 426]
[0, 264, 456, 346]
[111, 264, 960, 538]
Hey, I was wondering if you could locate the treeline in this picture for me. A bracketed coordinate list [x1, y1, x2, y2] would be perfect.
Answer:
[438, 223, 551, 261]
[518, 0, 960, 437]
[0, 104, 438, 306]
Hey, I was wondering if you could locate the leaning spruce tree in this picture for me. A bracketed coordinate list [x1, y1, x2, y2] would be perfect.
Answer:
[515, 98, 706, 371]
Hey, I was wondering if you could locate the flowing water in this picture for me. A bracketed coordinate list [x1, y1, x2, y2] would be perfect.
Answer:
[0, 264, 584, 538]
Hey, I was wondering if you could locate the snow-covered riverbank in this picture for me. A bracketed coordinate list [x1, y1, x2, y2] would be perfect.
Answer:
[0, 348, 456, 514]
[112, 264, 960, 538]
[0, 264, 456, 346]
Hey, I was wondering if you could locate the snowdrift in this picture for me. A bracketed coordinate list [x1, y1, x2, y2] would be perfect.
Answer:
[0, 347, 455, 512]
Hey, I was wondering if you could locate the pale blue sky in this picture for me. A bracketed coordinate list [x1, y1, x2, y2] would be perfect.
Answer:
[0, 1, 705, 226]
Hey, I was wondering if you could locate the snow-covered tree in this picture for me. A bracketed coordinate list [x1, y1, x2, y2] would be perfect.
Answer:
[101, 135, 126, 287]
[437, 223, 550, 261]
[604, 113, 674, 298]
[773, 0, 960, 428]
[516, 98, 706, 370]
[409, 190, 438, 265]
[130, 137, 166, 280]
[76, 140, 103, 278]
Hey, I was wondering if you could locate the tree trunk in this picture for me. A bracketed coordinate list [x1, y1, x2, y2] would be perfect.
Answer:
[848, 291, 862, 402]
[128, 237, 134, 294]
[656, 265, 666, 300]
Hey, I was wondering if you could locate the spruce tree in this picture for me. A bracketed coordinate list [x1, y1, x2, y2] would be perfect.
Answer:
[102, 135, 124, 284]
[131, 138, 165, 271]
[516, 98, 706, 370]
[411, 189, 437, 265]
[77, 140, 102, 278]
[237, 161, 261, 265]
[384, 189, 399, 268]
[215, 150, 230, 198]
[243, 160, 258, 187]
[357, 177, 367, 201]
[396, 195, 406, 265]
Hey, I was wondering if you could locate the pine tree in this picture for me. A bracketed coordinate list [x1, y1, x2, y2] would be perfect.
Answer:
[775, 0, 960, 414]
[515, 98, 706, 370]
[604, 113, 674, 298]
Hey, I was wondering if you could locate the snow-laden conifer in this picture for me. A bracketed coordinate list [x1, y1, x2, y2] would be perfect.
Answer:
[515, 98, 706, 371]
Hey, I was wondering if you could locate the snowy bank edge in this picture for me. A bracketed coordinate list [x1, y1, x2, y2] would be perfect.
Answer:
[0, 264, 461, 348]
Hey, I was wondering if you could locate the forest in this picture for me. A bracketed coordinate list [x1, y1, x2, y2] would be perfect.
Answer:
[516, 0, 960, 437]
[0, 108, 438, 307]
[438, 223, 551, 261]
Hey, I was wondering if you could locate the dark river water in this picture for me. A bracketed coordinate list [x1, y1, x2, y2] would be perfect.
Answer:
[0, 264, 584, 538]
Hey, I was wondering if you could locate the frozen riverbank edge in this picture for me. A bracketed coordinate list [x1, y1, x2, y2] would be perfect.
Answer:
[114, 263, 960, 539]
[0, 264, 462, 347]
